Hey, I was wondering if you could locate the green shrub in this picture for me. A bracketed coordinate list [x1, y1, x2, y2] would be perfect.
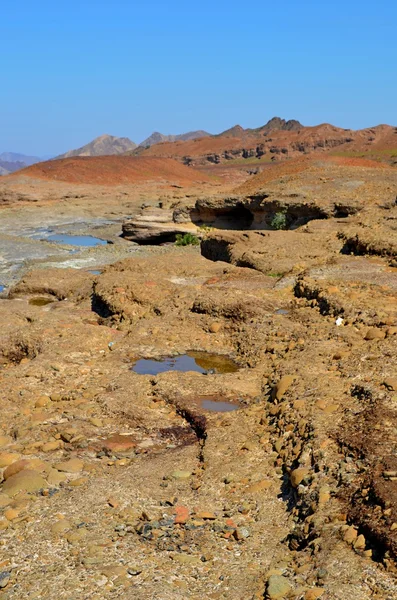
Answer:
[270, 211, 287, 230]
[175, 233, 200, 246]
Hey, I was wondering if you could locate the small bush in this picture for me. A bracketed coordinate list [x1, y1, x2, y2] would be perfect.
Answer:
[271, 211, 287, 230]
[175, 233, 200, 246]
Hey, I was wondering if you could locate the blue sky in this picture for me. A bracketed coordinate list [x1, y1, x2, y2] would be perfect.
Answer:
[1, 0, 396, 155]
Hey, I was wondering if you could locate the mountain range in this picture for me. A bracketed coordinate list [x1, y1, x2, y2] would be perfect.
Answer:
[55, 130, 210, 159]
[2, 117, 396, 176]
[0, 152, 43, 175]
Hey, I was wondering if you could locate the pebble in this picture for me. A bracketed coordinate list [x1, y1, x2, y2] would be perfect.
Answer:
[3, 458, 47, 481]
[69, 477, 88, 487]
[0, 453, 21, 468]
[0, 572, 11, 589]
[54, 458, 84, 473]
[353, 534, 366, 550]
[47, 469, 67, 486]
[174, 505, 189, 524]
[364, 328, 386, 340]
[35, 396, 51, 408]
[209, 322, 222, 333]
[101, 434, 136, 453]
[2, 470, 47, 496]
[51, 520, 72, 535]
[246, 480, 272, 493]
[196, 511, 216, 520]
[266, 574, 291, 599]
[4, 509, 19, 521]
[342, 525, 357, 544]
[171, 470, 191, 480]
[171, 554, 200, 565]
[304, 589, 325, 600]
[274, 375, 295, 401]
[41, 441, 63, 452]
[290, 468, 310, 488]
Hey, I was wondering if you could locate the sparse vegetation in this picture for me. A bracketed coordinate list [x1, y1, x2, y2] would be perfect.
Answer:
[270, 211, 287, 230]
[175, 233, 200, 246]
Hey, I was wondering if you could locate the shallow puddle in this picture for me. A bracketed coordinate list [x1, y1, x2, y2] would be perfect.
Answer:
[132, 351, 239, 376]
[275, 308, 289, 315]
[88, 270, 102, 275]
[28, 297, 55, 306]
[46, 234, 107, 247]
[0, 285, 5, 293]
[200, 399, 239, 412]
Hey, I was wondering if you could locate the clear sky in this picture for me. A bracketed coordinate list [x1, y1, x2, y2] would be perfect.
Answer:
[1, 0, 396, 155]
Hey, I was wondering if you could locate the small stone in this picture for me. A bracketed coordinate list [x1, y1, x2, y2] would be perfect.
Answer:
[2, 470, 47, 496]
[304, 590, 325, 600]
[353, 534, 366, 550]
[364, 328, 386, 341]
[69, 477, 88, 487]
[41, 441, 63, 453]
[343, 525, 357, 544]
[0, 572, 11, 589]
[171, 470, 191, 480]
[318, 486, 330, 505]
[90, 418, 103, 427]
[209, 322, 221, 333]
[0, 453, 21, 468]
[47, 469, 67, 486]
[107, 496, 119, 508]
[246, 480, 272, 493]
[171, 554, 200, 565]
[35, 396, 51, 408]
[274, 375, 295, 401]
[101, 434, 136, 454]
[290, 468, 310, 487]
[174, 505, 189, 524]
[3, 458, 47, 481]
[54, 458, 84, 473]
[4, 508, 19, 521]
[51, 520, 72, 535]
[390, 522, 397, 531]
[101, 565, 128, 578]
[196, 511, 216, 520]
[233, 527, 250, 540]
[267, 574, 291, 599]
[241, 441, 256, 451]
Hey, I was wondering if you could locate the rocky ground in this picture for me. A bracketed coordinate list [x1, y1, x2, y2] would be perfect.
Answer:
[0, 158, 396, 599]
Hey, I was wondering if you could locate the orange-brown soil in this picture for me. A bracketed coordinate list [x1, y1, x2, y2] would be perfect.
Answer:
[6, 156, 215, 186]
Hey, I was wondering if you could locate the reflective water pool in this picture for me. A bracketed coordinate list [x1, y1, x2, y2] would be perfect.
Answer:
[200, 399, 239, 412]
[28, 297, 55, 306]
[46, 234, 107, 247]
[132, 351, 239, 376]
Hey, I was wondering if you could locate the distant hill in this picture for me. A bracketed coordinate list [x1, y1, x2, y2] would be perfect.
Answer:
[56, 134, 137, 159]
[0, 152, 42, 166]
[139, 130, 210, 147]
[0, 152, 43, 176]
[132, 118, 397, 167]
[218, 117, 303, 137]
[8, 156, 215, 186]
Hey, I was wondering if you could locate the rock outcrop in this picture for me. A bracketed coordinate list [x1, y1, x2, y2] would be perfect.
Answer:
[122, 208, 201, 244]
